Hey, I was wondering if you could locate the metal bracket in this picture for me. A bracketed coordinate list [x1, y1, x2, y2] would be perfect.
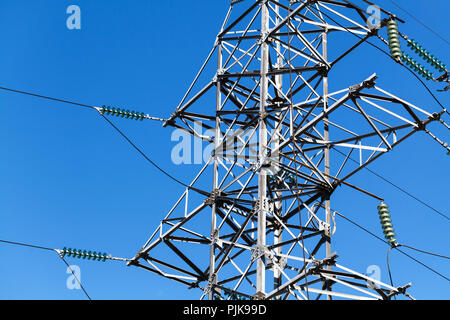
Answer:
[251, 244, 267, 263]
[349, 73, 378, 94]
[205, 189, 221, 206]
[268, 254, 287, 271]
[309, 252, 338, 275]
[204, 274, 217, 295]
[387, 283, 413, 300]
[318, 220, 331, 234]
[251, 157, 271, 173]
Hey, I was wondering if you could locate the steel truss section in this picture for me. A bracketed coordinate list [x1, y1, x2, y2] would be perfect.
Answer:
[128, 0, 441, 300]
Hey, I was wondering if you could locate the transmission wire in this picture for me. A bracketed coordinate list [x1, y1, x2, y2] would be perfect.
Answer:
[0, 239, 92, 300]
[386, 245, 398, 299]
[332, 147, 449, 221]
[0, 239, 54, 251]
[400, 244, 450, 260]
[98, 112, 191, 189]
[0, 86, 197, 192]
[57, 253, 92, 300]
[384, 0, 450, 45]
[331, 211, 450, 282]
[0, 86, 96, 110]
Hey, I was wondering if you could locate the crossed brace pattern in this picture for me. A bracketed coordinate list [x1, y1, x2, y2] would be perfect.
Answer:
[127, 0, 443, 300]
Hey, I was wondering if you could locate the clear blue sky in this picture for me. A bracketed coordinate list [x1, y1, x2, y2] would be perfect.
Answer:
[0, 0, 448, 300]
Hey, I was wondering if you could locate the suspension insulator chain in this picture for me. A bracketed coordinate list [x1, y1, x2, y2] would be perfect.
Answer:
[377, 203, 397, 245]
[406, 39, 447, 73]
[62, 247, 109, 262]
[401, 53, 434, 80]
[101, 106, 147, 121]
[387, 20, 402, 61]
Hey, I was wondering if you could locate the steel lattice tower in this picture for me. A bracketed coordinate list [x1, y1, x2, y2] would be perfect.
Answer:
[128, 0, 444, 300]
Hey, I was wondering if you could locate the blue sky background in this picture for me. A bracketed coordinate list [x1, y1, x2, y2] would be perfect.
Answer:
[0, 0, 448, 300]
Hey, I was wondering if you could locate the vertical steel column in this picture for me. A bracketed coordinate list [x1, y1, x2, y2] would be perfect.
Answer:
[209, 43, 222, 300]
[273, 3, 283, 295]
[322, 27, 332, 300]
[256, 0, 269, 298]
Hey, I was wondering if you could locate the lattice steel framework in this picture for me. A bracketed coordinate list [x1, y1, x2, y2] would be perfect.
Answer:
[128, 0, 444, 300]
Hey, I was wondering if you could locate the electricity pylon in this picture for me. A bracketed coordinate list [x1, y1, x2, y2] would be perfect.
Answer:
[128, 0, 443, 300]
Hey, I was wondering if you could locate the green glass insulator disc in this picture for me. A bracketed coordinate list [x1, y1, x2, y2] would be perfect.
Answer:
[385, 230, 396, 238]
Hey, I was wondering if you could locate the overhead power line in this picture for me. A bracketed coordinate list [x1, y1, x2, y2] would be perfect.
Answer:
[331, 210, 450, 282]
[332, 148, 450, 222]
[0, 239, 54, 251]
[98, 112, 191, 189]
[0, 238, 136, 299]
[57, 254, 92, 300]
[384, 0, 450, 46]
[0, 86, 200, 193]
[0, 86, 96, 110]
[0, 239, 92, 300]
[400, 244, 450, 260]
